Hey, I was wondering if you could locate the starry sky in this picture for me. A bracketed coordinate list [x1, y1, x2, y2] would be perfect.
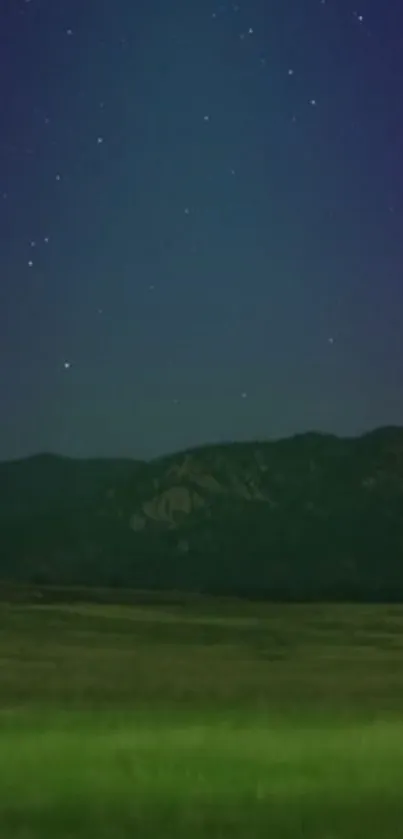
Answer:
[1, 0, 403, 461]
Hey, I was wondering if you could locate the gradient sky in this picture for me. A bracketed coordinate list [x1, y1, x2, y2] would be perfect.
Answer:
[1, 0, 402, 461]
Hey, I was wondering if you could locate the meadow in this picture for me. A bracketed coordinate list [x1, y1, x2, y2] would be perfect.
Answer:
[1, 593, 403, 837]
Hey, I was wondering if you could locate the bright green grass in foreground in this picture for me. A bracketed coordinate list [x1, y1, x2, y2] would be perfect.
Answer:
[2, 599, 403, 837]
[2, 711, 403, 838]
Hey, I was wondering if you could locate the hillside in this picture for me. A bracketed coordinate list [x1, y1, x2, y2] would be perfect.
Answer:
[1, 427, 403, 600]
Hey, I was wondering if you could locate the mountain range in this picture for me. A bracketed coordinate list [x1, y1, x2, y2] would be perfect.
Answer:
[1, 426, 402, 600]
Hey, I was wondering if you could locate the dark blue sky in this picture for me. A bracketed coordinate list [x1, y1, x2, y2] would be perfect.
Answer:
[1, 0, 402, 460]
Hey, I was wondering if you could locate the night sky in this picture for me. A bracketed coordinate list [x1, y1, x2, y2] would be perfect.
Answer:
[1, 0, 403, 461]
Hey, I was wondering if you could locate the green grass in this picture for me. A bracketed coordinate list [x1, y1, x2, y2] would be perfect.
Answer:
[2, 597, 403, 836]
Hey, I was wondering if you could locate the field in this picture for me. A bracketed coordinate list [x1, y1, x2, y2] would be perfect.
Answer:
[2, 592, 403, 837]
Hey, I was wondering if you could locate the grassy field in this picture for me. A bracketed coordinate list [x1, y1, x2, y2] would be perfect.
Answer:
[2, 595, 403, 837]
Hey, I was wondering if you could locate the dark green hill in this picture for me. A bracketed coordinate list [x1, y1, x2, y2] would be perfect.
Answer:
[1, 427, 402, 600]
